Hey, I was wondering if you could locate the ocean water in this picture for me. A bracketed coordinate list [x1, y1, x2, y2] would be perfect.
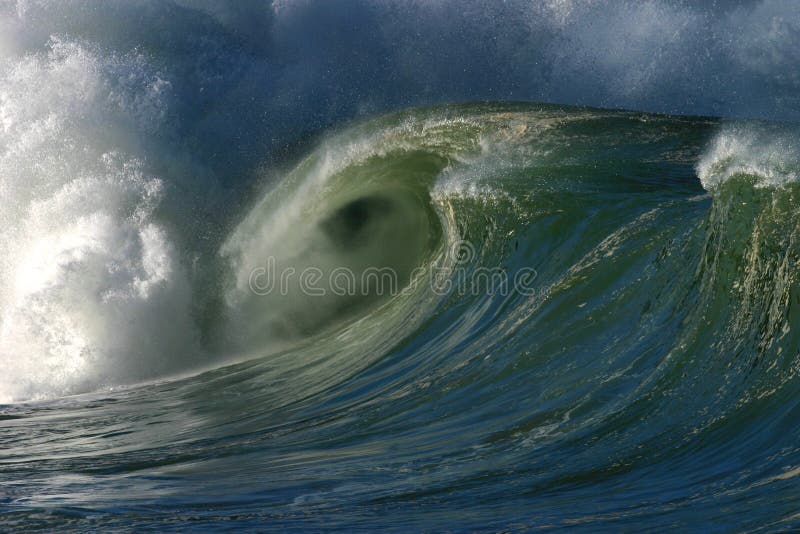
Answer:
[2, 2, 800, 532]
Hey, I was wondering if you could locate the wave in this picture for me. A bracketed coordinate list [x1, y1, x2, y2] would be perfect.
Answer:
[3, 96, 799, 405]
[2, 101, 800, 530]
[1, 0, 799, 403]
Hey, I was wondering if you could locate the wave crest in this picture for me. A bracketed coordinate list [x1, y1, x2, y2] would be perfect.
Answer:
[697, 124, 800, 190]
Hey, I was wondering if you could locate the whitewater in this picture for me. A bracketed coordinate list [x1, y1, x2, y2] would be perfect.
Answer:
[2, 1, 800, 531]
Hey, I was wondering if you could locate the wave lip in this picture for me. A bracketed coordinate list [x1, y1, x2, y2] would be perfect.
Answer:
[696, 124, 800, 191]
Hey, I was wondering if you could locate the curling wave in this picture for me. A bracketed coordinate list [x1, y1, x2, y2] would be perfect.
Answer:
[3, 100, 800, 530]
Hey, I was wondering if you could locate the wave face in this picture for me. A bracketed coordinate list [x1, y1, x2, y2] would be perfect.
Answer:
[2, 1, 800, 531]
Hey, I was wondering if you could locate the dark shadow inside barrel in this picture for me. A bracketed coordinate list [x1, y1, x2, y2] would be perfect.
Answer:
[319, 195, 395, 249]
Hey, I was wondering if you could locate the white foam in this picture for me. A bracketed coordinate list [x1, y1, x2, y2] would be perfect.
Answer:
[696, 125, 800, 191]
[0, 38, 199, 402]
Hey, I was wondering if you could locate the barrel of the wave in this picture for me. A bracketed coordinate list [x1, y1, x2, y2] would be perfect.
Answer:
[217, 130, 454, 355]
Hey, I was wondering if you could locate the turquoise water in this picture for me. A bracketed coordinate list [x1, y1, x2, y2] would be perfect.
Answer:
[3, 103, 800, 530]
